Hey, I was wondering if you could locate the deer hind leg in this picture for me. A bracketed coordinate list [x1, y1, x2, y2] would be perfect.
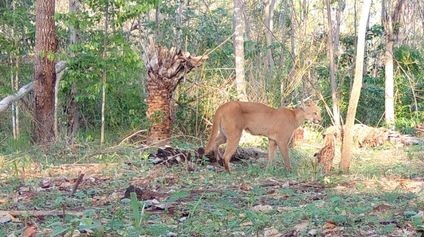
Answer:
[277, 137, 292, 171]
[214, 133, 226, 162]
[222, 131, 242, 172]
[267, 139, 277, 168]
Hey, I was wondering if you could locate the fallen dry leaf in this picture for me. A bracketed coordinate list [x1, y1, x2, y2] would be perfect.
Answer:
[40, 179, 52, 188]
[0, 211, 13, 224]
[294, 220, 309, 232]
[252, 204, 273, 212]
[263, 227, 282, 237]
[240, 221, 253, 226]
[22, 223, 37, 237]
[372, 203, 392, 213]
[323, 221, 337, 230]
[239, 182, 252, 191]
[0, 197, 8, 205]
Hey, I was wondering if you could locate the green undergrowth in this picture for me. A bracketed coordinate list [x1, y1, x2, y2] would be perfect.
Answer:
[0, 138, 423, 236]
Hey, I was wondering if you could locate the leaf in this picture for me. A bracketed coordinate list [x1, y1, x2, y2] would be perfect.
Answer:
[22, 224, 37, 237]
[294, 220, 309, 232]
[0, 211, 13, 224]
[51, 224, 69, 237]
[130, 191, 144, 232]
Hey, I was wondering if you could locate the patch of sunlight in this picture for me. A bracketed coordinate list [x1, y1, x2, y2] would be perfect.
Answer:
[239, 131, 268, 148]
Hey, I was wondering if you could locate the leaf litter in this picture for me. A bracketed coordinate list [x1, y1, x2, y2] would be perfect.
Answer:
[0, 144, 423, 236]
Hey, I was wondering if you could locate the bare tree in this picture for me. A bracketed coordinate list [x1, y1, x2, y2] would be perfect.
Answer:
[382, 0, 406, 129]
[66, 0, 81, 142]
[340, 0, 372, 173]
[264, 0, 277, 72]
[10, 0, 20, 140]
[234, 0, 248, 101]
[325, 0, 341, 128]
[33, 0, 57, 144]
[100, 0, 109, 145]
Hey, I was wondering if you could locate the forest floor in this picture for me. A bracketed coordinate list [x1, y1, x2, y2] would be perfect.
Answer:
[0, 133, 423, 236]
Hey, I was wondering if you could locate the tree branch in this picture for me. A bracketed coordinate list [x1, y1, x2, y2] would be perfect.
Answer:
[0, 61, 67, 113]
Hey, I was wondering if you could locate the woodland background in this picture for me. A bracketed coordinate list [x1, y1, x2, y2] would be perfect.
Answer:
[0, 0, 424, 236]
[0, 0, 423, 151]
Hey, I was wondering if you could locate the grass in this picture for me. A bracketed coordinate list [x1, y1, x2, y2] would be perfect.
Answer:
[0, 133, 423, 236]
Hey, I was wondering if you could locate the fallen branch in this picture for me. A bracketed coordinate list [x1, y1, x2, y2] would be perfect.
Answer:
[0, 82, 33, 113]
[0, 61, 67, 113]
[71, 173, 85, 196]
[1, 210, 83, 218]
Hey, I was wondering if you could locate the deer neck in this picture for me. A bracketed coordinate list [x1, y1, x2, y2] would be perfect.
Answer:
[294, 108, 306, 128]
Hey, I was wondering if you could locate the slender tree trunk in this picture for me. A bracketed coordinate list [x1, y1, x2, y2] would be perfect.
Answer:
[384, 36, 395, 128]
[11, 56, 17, 139]
[335, 0, 345, 56]
[234, 0, 247, 101]
[289, 0, 296, 60]
[53, 64, 64, 139]
[243, 2, 252, 40]
[66, 0, 80, 142]
[11, 0, 19, 140]
[34, 0, 57, 144]
[340, 0, 372, 173]
[282, 0, 297, 106]
[325, 0, 341, 128]
[382, 0, 406, 129]
[175, 0, 184, 47]
[14, 58, 19, 137]
[100, 0, 109, 145]
[264, 0, 277, 72]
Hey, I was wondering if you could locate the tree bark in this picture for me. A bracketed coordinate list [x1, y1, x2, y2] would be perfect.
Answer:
[0, 62, 66, 114]
[382, 0, 406, 129]
[66, 0, 81, 142]
[33, 0, 57, 145]
[340, 0, 372, 173]
[325, 0, 341, 128]
[335, 0, 345, 56]
[233, 0, 247, 101]
[11, 0, 19, 139]
[264, 0, 277, 72]
[100, 0, 109, 145]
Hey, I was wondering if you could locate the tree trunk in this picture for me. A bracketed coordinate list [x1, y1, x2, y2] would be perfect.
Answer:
[11, 56, 17, 140]
[11, 0, 20, 140]
[34, 0, 57, 145]
[175, 0, 184, 47]
[66, 0, 81, 142]
[233, 0, 247, 101]
[264, 0, 277, 72]
[14, 58, 20, 138]
[146, 85, 172, 144]
[382, 0, 406, 129]
[335, 0, 345, 56]
[325, 0, 341, 128]
[340, 0, 372, 173]
[142, 39, 207, 145]
[100, 0, 109, 145]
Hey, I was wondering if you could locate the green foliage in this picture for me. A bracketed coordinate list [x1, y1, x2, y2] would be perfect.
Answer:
[393, 45, 424, 132]
[1, 0, 424, 151]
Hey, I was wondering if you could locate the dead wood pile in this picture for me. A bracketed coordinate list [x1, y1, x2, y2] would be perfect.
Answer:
[351, 124, 389, 148]
[148, 146, 267, 167]
[325, 124, 423, 147]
